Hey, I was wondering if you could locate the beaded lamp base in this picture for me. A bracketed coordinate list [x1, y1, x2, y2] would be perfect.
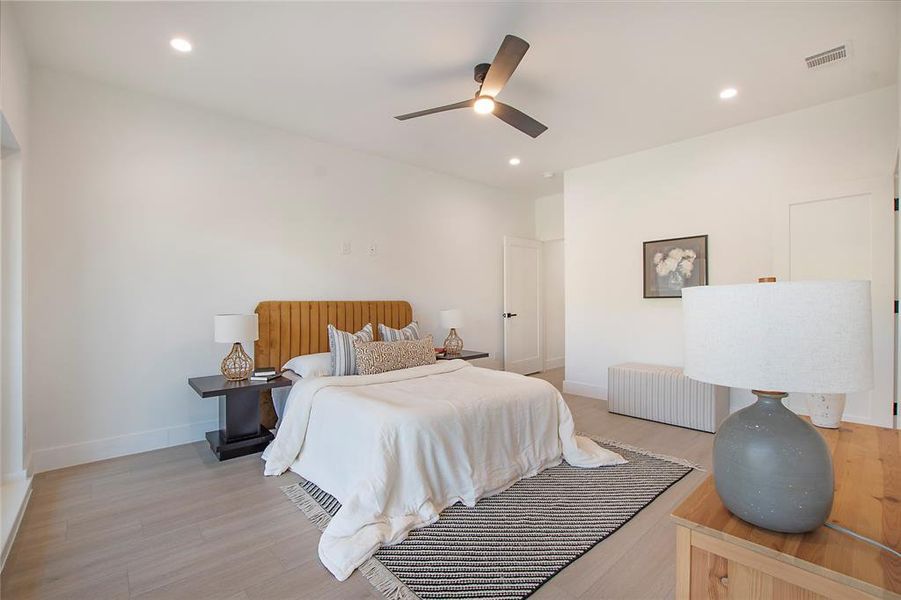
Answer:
[444, 328, 463, 356]
[221, 342, 253, 381]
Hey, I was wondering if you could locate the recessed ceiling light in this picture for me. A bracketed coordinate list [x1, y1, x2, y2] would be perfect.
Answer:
[170, 38, 193, 53]
[509, 157, 521, 166]
[473, 96, 496, 115]
[719, 87, 738, 100]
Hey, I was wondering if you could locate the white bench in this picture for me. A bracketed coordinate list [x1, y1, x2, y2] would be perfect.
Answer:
[607, 363, 729, 433]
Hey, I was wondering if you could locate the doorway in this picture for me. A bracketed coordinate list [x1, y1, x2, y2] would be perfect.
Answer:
[503, 236, 542, 374]
[1, 111, 27, 562]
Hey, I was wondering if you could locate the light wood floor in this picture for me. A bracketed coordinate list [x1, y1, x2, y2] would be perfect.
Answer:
[1, 369, 714, 600]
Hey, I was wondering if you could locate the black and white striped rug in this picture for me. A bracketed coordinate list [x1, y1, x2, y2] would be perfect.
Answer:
[282, 438, 696, 600]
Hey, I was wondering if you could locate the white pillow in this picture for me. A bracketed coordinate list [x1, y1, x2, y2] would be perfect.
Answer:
[282, 352, 332, 379]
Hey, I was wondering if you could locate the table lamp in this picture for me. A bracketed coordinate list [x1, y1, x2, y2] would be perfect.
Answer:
[439, 309, 464, 356]
[214, 314, 259, 381]
[682, 279, 873, 533]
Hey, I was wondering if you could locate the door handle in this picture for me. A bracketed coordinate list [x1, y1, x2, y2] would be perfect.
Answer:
[502, 313, 518, 318]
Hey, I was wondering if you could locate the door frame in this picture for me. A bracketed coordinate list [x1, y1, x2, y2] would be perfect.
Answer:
[503, 236, 542, 374]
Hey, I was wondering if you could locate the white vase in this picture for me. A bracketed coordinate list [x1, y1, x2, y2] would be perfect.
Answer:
[805, 393, 846, 429]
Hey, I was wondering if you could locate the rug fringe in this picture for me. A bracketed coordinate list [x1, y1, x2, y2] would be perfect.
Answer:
[585, 434, 707, 472]
[359, 557, 422, 600]
[281, 482, 422, 600]
[281, 483, 333, 531]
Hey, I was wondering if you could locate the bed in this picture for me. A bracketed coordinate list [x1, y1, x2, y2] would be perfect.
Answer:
[255, 300, 625, 581]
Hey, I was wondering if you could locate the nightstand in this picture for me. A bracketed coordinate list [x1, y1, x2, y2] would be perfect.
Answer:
[671, 420, 899, 599]
[436, 350, 489, 361]
[188, 374, 293, 461]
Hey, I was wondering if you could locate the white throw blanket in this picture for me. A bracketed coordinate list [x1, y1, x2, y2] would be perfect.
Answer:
[262, 360, 625, 580]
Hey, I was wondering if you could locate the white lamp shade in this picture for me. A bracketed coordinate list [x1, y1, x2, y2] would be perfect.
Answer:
[682, 281, 873, 393]
[439, 309, 464, 329]
[214, 314, 259, 343]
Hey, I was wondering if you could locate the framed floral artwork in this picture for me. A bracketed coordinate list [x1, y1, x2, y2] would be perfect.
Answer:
[643, 235, 708, 298]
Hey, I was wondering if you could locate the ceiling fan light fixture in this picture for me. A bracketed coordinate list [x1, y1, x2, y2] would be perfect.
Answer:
[393, 35, 547, 137]
[170, 37, 193, 53]
[473, 96, 496, 114]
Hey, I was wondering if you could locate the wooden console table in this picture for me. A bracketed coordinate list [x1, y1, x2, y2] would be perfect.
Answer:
[672, 420, 899, 599]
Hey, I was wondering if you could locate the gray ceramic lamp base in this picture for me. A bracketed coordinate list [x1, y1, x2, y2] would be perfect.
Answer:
[713, 391, 834, 533]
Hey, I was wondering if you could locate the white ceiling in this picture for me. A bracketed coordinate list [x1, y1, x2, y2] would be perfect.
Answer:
[10, 1, 899, 197]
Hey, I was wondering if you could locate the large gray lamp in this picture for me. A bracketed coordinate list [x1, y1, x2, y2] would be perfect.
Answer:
[682, 279, 873, 533]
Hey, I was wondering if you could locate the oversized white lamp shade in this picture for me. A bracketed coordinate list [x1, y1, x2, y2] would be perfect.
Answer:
[682, 281, 873, 394]
[214, 314, 259, 344]
[439, 309, 464, 330]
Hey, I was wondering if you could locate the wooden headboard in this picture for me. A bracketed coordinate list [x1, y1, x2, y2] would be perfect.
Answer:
[254, 300, 414, 372]
[254, 300, 413, 429]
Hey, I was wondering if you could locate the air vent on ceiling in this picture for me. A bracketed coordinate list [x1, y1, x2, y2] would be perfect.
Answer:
[805, 45, 848, 69]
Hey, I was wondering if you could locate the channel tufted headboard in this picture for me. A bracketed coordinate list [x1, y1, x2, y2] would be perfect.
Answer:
[254, 300, 414, 370]
[254, 300, 414, 428]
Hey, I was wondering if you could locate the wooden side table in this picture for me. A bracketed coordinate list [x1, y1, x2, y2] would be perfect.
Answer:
[436, 350, 489, 361]
[671, 421, 900, 599]
[188, 374, 293, 461]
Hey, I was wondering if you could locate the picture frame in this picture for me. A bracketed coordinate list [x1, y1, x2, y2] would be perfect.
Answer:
[643, 235, 708, 298]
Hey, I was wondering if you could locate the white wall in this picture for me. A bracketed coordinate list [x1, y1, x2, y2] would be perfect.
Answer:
[535, 193, 563, 242]
[26, 68, 534, 472]
[542, 239, 565, 370]
[534, 193, 565, 370]
[564, 87, 897, 415]
[0, 5, 29, 146]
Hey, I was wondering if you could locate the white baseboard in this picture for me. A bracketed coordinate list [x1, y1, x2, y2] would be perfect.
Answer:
[31, 419, 217, 474]
[1, 475, 32, 570]
[562, 379, 607, 400]
[544, 357, 564, 370]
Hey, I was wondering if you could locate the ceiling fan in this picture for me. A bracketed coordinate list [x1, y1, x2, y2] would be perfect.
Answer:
[395, 35, 548, 138]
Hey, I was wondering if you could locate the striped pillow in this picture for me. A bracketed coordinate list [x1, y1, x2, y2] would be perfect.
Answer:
[378, 321, 421, 342]
[328, 323, 373, 376]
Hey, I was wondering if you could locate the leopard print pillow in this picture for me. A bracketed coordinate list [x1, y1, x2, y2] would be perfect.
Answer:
[353, 335, 436, 375]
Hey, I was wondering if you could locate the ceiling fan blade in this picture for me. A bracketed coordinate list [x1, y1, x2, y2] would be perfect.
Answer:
[493, 102, 548, 138]
[395, 99, 474, 121]
[479, 35, 530, 98]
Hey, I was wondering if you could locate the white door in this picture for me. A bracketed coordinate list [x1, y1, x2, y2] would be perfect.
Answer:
[775, 179, 895, 428]
[504, 236, 542, 374]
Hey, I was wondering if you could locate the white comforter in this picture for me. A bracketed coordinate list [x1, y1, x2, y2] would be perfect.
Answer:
[262, 360, 625, 580]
